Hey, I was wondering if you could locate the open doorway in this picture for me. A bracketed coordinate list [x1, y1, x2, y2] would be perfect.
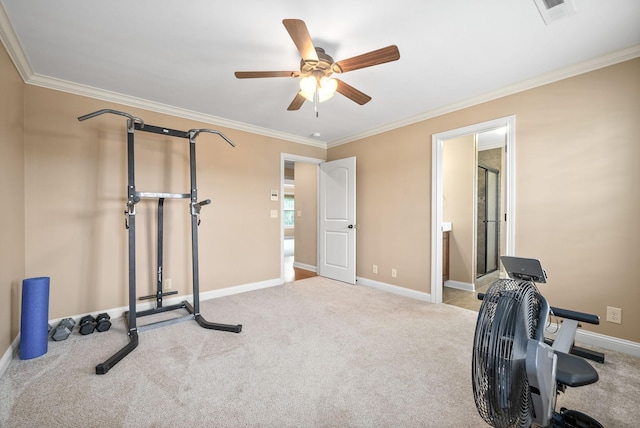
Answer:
[430, 116, 516, 306]
[280, 154, 323, 283]
[474, 130, 508, 293]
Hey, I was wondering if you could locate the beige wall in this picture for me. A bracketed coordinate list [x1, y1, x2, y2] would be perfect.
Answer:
[0, 43, 25, 353]
[21, 87, 325, 322]
[443, 135, 475, 284]
[293, 162, 318, 268]
[329, 58, 640, 342]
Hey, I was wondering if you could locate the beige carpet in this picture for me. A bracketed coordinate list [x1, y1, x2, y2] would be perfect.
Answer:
[0, 276, 638, 427]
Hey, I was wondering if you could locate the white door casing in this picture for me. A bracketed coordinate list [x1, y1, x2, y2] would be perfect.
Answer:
[431, 116, 516, 303]
[319, 157, 356, 284]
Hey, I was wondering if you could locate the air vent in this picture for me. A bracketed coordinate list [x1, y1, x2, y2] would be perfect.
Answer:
[533, 0, 577, 25]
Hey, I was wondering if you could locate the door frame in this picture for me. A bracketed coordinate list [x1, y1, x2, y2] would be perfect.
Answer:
[280, 153, 323, 283]
[430, 116, 516, 303]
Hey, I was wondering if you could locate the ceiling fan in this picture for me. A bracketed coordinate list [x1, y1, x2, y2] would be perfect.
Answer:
[234, 19, 400, 114]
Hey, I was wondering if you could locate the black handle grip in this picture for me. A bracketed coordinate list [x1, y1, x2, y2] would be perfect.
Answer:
[550, 306, 600, 325]
[476, 292, 599, 325]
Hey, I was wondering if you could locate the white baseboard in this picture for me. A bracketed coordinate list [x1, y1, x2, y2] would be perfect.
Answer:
[358, 277, 640, 357]
[48, 278, 284, 326]
[574, 327, 640, 357]
[356, 276, 431, 302]
[293, 262, 317, 272]
[444, 280, 475, 292]
[0, 334, 19, 380]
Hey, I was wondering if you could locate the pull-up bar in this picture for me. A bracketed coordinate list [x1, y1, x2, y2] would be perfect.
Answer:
[78, 109, 242, 374]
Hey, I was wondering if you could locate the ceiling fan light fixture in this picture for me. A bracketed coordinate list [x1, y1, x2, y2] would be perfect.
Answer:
[299, 75, 317, 94]
[320, 76, 338, 95]
[299, 89, 315, 102]
[299, 76, 337, 103]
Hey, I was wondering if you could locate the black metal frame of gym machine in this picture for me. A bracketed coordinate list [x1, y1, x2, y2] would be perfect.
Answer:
[78, 109, 242, 375]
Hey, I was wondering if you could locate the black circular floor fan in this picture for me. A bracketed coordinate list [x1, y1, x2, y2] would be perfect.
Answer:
[472, 279, 544, 428]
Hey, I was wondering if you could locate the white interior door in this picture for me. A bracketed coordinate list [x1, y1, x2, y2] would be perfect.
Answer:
[319, 157, 356, 284]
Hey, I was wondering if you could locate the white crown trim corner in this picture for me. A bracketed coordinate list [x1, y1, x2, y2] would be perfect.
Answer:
[27, 73, 326, 149]
[0, 1, 32, 80]
[327, 45, 640, 147]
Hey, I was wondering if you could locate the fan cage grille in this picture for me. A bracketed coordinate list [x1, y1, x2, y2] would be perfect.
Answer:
[472, 279, 543, 428]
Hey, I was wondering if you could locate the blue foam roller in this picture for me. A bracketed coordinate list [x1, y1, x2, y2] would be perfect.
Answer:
[20, 277, 50, 360]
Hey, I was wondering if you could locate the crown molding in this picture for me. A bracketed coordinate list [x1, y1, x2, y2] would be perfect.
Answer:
[0, 3, 325, 149]
[26, 73, 326, 149]
[327, 44, 640, 148]
[0, 0, 32, 80]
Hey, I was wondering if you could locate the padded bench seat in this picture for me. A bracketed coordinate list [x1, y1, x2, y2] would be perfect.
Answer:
[555, 351, 599, 387]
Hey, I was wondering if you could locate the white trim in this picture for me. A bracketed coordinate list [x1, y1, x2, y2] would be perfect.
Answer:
[0, 2, 32, 80]
[293, 262, 317, 272]
[0, 334, 20, 380]
[31, 73, 326, 149]
[546, 323, 640, 358]
[357, 277, 640, 357]
[328, 45, 640, 147]
[431, 116, 516, 304]
[357, 277, 431, 302]
[444, 280, 475, 292]
[0, 3, 324, 148]
[44, 278, 283, 328]
[574, 329, 640, 358]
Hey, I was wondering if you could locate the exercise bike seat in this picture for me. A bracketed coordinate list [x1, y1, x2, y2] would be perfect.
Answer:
[554, 350, 599, 387]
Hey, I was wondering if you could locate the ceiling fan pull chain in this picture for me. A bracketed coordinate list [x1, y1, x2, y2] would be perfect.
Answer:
[314, 91, 319, 118]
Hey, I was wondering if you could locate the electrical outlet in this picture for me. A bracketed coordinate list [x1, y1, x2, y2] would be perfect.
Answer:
[373, 264, 378, 274]
[163, 278, 172, 290]
[391, 268, 397, 278]
[606, 306, 622, 324]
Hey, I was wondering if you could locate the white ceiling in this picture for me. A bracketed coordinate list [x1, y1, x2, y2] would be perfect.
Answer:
[1, 1, 639, 147]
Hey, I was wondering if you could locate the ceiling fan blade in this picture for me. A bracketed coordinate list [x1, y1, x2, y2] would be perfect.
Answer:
[235, 71, 299, 79]
[335, 79, 371, 105]
[287, 92, 307, 111]
[334, 45, 400, 73]
[282, 19, 319, 62]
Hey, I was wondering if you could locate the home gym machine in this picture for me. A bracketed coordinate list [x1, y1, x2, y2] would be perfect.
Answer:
[78, 109, 242, 374]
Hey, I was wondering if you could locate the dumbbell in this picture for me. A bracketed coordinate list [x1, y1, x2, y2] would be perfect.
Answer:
[79, 315, 97, 335]
[52, 318, 76, 341]
[95, 313, 111, 332]
[79, 313, 112, 335]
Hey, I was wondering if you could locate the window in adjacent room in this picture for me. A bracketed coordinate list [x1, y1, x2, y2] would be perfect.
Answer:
[284, 194, 295, 227]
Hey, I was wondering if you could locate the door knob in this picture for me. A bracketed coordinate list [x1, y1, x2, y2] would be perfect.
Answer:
[348, 224, 355, 229]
